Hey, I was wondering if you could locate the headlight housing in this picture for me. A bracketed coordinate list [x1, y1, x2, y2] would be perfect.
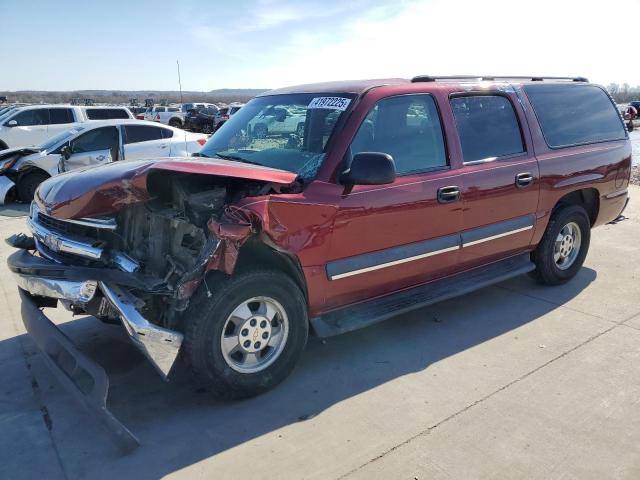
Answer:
[0, 155, 18, 174]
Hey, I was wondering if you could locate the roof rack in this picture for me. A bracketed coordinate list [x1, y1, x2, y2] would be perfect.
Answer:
[411, 75, 589, 83]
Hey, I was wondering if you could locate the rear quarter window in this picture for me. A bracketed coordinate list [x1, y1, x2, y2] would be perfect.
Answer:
[85, 108, 130, 120]
[524, 84, 626, 148]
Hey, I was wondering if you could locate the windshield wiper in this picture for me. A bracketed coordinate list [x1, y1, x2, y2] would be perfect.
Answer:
[214, 152, 262, 166]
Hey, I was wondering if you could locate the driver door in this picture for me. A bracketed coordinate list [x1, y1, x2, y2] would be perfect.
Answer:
[60, 126, 119, 172]
[3, 108, 50, 147]
[325, 93, 463, 310]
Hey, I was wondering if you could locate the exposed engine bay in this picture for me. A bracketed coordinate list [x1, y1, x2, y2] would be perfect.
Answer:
[33, 171, 294, 330]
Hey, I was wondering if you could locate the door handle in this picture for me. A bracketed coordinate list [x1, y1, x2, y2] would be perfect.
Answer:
[160, 144, 168, 149]
[437, 185, 460, 204]
[96, 155, 106, 161]
[515, 172, 534, 188]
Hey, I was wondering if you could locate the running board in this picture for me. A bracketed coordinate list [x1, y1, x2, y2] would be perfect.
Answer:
[311, 253, 535, 337]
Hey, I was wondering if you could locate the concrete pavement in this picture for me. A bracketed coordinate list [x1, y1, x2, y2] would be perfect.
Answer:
[0, 187, 639, 479]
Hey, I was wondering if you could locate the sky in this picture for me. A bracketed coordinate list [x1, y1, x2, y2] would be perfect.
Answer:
[1, 0, 640, 92]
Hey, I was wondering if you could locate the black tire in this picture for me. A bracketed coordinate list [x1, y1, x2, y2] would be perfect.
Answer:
[628, 121, 634, 132]
[0, 141, 8, 151]
[17, 171, 50, 202]
[253, 123, 267, 138]
[184, 269, 308, 399]
[169, 118, 182, 128]
[531, 204, 591, 285]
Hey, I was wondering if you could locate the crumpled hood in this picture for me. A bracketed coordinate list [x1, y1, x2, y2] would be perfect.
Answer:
[36, 157, 298, 219]
[0, 147, 42, 162]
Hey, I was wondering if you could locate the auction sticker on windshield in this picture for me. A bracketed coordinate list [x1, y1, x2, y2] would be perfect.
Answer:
[308, 97, 351, 111]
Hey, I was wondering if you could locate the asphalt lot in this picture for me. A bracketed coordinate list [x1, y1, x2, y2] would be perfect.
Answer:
[1, 187, 639, 480]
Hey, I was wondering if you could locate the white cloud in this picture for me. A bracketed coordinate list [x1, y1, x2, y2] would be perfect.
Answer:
[252, 0, 640, 88]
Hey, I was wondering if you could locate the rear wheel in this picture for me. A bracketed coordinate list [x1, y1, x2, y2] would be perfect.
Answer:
[531, 205, 591, 285]
[184, 270, 308, 399]
[169, 118, 182, 128]
[17, 171, 50, 202]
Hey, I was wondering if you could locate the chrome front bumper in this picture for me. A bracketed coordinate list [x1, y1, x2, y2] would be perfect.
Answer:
[12, 271, 183, 379]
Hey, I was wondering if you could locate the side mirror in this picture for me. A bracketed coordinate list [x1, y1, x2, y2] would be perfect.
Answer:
[6, 120, 17, 127]
[340, 152, 396, 186]
[60, 145, 72, 160]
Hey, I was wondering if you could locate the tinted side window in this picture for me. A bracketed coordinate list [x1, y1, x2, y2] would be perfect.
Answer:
[49, 108, 74, 124]
[451, 95, 524, 162]
[124, 125, 165, 144]
[103, 109, 130, 119]
[11, 109, 50, 126]
[524, 84, 626, 148]
[161, 128, 174, 139]
[71, 127, 119, 153]
[350, 94, 447, 175]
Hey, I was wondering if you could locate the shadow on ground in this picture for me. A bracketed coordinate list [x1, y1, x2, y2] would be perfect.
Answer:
[0, 202, 29, 218]
[13, 267, 597, 478]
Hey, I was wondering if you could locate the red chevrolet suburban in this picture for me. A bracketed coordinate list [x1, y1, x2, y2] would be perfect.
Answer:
[7, 76, 631, 450]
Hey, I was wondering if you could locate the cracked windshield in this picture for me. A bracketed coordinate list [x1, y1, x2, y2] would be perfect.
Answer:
[199, 93, 354, 181]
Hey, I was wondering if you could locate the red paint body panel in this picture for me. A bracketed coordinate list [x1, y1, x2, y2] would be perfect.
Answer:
[37, 79, 632, 319]
[36, 157, 297, 219]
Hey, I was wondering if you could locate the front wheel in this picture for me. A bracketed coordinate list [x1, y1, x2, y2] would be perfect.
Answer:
[531, 205, 591, 285]
[184, 270, 309, 399]
[17, 171, 50, 202]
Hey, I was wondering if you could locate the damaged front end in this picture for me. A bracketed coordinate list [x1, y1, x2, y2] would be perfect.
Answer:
[7, 158, 297, 450]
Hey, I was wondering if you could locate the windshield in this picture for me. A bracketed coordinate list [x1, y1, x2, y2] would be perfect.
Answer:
[199, 93, 354, 181]
[39, 127, 85, 152]
[0, 107, 17, 123]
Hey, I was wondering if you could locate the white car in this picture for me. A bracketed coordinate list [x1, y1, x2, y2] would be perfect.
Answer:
[0, 119, 208, 202]
[0, 105, 134, 151]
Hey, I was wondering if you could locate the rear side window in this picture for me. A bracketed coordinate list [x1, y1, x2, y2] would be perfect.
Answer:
[161, 128, 173, 139]
[85, 108, 130, 120]
[350, 94, 447, 175]
[524, 84, 626, 148]
[49, 108, 74, 124]
[451, 95, 524, 162]
[124, 125, 165, 144]
[10, 109, 50, 126]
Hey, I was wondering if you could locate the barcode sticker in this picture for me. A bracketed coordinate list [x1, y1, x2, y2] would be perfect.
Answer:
[307, 97, 351, 111]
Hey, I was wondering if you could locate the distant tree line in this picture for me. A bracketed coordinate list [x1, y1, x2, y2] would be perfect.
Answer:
[607, 83, 640, 103]
[0, 91, 255, 105]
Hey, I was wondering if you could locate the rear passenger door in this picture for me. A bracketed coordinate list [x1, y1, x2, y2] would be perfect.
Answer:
[47, 108, 76, 136]
[123, 125, 171, 159]
[451, 91, 540, 269]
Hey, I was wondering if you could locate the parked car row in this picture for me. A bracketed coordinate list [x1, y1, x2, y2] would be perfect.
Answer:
[0, 119, 207, 202]
[0, 104, 134, 150]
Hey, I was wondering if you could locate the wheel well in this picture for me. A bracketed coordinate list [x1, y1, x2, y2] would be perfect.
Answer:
[553, 188, 599, 226]
[234, 239, 308, 301]
[18, 166, 51, 182]
[0, 140, 8, 150]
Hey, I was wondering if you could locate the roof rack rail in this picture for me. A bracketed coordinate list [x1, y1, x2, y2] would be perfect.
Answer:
[411, 75, 589, 83]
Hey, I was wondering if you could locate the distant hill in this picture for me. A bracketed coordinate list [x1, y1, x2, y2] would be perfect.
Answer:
[0, 88, 269, 105]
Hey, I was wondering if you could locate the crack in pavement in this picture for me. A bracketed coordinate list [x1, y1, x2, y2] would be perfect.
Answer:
[339, 308, 640, 479]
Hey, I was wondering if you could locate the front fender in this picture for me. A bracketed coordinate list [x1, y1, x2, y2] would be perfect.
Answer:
[0, 175, 15, 204]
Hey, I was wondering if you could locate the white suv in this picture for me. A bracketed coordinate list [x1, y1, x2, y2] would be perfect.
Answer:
[0, 105, 133, 150]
